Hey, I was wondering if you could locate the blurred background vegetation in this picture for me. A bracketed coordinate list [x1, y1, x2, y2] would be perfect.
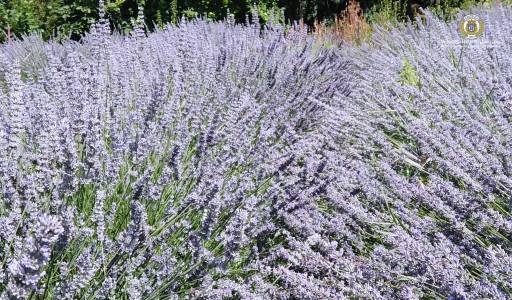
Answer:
[0, 0, 506, 42]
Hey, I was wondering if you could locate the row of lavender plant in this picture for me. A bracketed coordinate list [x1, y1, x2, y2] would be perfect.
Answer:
[0, 1, 511, 299]
[199, 4, 512, 299]
[0, 2, 355, 299]
[313, 3, 512, 299]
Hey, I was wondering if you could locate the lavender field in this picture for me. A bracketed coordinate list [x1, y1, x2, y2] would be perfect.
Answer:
[0, 2, 511, 299]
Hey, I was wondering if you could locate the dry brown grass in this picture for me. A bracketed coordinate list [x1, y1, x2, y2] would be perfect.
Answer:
[314, 0, 371, 45]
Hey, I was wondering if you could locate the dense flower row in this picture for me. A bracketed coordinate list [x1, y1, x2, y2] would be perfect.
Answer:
[321, 4, 512, 298]
[0, 1, 510, 299]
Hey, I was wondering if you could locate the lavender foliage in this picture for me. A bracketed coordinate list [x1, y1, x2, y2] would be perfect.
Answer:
[0, 2, 511, 299]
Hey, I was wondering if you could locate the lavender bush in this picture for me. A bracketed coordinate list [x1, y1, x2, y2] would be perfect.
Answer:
[0, 1, 511, 299]
[315, 3, 512, 298]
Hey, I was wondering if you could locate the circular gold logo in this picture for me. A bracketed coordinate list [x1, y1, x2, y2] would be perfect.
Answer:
[460, 14, 484, 39]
